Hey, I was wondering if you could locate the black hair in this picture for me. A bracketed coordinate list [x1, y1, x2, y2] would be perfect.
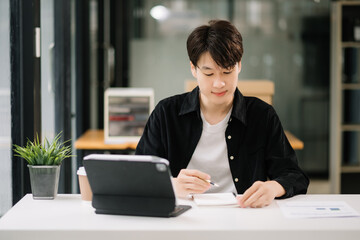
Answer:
[187, 20, 243, 69]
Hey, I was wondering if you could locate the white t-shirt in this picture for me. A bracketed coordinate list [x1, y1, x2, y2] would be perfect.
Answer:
[187, 108, 237, 194]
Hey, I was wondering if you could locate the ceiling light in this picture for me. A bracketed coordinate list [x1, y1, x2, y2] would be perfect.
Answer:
[150, 5, 170, 21]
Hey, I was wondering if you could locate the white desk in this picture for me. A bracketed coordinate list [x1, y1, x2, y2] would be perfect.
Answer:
[0, 194, 360, 240]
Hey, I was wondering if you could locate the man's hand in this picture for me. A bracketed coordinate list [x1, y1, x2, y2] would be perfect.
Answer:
[236, 180, 285, 208]
[172, 169, 211, 198]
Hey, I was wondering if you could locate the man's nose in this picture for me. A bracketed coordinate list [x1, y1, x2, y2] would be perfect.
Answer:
[213, 78, 225, 88]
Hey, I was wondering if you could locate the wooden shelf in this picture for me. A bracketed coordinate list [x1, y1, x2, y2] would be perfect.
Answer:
[341, 124, 360, 131]
[341, 165, 360, 173]
[342, 83, 360, 90]
[342, 42, 360, 48]
[330, 1, 360, 193]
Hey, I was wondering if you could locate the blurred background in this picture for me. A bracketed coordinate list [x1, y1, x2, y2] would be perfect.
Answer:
[2, 0, 359, 217]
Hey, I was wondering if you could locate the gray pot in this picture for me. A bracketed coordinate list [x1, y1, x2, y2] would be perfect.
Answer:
[28, 165, 61, 200]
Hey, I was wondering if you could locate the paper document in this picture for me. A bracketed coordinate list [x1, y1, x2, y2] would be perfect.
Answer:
[278, 201, 360, 219]
[192, 193, 238, 206]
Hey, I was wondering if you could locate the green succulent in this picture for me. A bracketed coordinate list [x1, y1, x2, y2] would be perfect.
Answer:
[13, 132, 73, 165]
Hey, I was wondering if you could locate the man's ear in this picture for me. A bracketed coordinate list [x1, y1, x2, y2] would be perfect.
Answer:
[238, 61, 242, 73]
[190, 61, 197, 78]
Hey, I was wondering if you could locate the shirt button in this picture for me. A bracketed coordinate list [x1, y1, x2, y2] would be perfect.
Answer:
[234, 178, 239, 182]
[230, 156, 234, 160]
[229, 118, 232, 122]
[227, 135, 232, 139]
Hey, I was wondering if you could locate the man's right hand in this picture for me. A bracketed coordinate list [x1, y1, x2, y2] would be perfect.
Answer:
[172, 169, 212, 198]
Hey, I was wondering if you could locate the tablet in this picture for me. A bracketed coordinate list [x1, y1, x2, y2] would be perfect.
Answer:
[83, 154, 191, 217]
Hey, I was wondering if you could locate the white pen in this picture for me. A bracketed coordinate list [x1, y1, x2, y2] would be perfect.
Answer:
[206, 179, 220, 187]
[198, 177, 220, 187]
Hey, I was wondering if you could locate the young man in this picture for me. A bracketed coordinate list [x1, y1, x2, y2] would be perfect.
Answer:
[135, 20, 309, 208]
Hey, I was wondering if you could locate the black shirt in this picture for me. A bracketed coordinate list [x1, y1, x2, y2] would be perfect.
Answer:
[136, 87, 309, 198]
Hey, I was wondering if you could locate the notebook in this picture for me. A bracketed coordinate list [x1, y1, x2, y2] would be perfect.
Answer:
[192, 192, 239, 207]
[83, 154, 191, 217]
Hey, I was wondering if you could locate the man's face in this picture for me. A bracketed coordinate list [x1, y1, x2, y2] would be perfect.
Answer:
[191, 51, 241, 108]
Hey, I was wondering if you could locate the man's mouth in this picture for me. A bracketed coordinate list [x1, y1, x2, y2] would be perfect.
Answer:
[212, 91, 227, 97]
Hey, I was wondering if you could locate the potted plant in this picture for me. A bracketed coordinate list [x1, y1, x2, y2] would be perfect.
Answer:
[13, 133, 73, 200]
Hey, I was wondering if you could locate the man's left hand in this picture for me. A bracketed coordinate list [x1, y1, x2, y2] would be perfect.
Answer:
[236, 180, 285, 208]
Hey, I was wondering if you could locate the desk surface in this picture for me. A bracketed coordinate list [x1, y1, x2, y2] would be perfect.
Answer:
[75, 129, 138, 150]
[0, 194, 359, 240]
[75, 129, 304, 150]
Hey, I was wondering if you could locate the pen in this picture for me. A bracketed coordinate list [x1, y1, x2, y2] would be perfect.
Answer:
[199, 177, 220, 187]
[207, 180, 220, 187]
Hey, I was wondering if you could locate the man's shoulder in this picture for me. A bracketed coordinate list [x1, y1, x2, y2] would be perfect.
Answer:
[152, 92, 192, 117]
[157, 92, 189, 108]
[244, 96, 272, 109]
[243, 96, 276, 117]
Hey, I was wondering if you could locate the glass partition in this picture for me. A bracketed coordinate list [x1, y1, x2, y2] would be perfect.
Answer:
[128, 0, 331, 175]
[0, 0, 12, 216]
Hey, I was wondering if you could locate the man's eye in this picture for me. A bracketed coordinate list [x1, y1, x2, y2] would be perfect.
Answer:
[224, 71, 232, 75]
[204, 73, 213, 76]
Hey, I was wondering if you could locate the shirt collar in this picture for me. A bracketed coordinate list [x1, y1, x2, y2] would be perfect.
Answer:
[179, 86, 247, 125]
[231, 88, 247, 125]
[179, 86, 200, 116]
